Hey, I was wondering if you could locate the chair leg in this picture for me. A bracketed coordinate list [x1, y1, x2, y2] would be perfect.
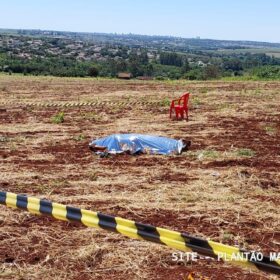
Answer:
[170, 109, 173, 119]
[175, 109, 179, 120]
[180, 109, 184, 119]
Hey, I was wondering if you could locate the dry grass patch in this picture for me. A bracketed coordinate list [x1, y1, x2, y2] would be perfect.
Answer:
[0, 76, 279, 279]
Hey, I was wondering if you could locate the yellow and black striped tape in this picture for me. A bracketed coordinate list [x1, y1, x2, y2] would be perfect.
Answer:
[1, 101, 163, 108]
[1, 191, 279, 275]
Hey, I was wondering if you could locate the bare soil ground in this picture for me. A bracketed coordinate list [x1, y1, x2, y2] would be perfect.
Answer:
[0, 75, 279, 279]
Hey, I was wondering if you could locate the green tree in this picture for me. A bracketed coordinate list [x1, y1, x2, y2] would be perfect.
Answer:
[88, 66, 99, 77]
[181, 60, 191, 73]
[203, 65, 221, 79]
[184, 68, 204, 80]
[159, 52, 183, 67]
[223, 58, 243, 71]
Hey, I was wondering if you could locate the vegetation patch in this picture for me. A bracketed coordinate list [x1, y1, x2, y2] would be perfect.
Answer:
[187, 149, 221, 160]
[0, 136, 9, 142]
[235, 148, 255, 157]
[192, 97, 202, 106]
[51, 112, 65, 124]
[264, 125, 277, 135]
[160, 97, 170, 107]
[73, 134, 86, 141]
[81, 112, 103, 121]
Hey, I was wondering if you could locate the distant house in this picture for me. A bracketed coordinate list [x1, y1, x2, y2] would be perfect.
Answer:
[117, 72, 133, 79]
[197, 60, 206, 67]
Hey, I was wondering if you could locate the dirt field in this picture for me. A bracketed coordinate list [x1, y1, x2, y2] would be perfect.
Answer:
[0, 75, 279, 280]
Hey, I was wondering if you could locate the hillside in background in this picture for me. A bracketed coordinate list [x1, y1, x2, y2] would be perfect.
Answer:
[1, 28, 280, 50]
[1, 28, 280, 79]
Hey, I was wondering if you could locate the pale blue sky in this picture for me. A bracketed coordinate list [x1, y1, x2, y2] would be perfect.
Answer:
[1, 0, 279, 42]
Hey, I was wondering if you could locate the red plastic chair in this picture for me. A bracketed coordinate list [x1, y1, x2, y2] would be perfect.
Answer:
[169, 92, 190, 120]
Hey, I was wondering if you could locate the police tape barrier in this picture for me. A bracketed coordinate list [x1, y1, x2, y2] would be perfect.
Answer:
[0, 101, 163, 108]
[0, 191, 279, 275]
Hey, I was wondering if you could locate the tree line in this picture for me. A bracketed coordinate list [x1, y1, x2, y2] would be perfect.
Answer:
[1, 50, 280, 80]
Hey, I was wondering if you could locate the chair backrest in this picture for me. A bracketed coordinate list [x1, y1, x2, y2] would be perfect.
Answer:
[179, 92, 190, 108]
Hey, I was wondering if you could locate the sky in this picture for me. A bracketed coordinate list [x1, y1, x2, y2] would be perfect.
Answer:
[0, 0, 279, 42]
